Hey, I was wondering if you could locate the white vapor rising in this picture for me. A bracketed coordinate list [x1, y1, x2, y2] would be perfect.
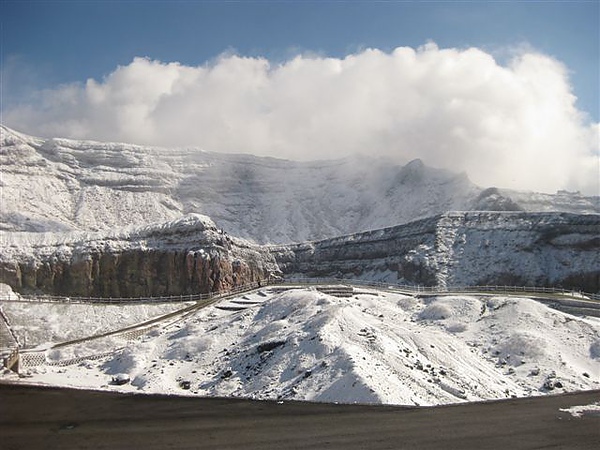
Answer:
[4, 43, 599, 194]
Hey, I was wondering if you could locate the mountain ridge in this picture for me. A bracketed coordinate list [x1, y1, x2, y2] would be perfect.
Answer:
[2, 125, 598, 244]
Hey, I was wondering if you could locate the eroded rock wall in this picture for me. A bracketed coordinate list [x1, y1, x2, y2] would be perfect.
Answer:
[0, 216, 278, 298]
[1, 249, 272, 298]
[271, 215, 440, 285]
[1, 212, 598, 297]
[272, 212, 600, 292]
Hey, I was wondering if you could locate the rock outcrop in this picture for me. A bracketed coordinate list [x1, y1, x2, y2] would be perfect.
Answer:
[0, 215, 279, 298]
[271, 212, 600, 293]
[1, 212, 598, 298]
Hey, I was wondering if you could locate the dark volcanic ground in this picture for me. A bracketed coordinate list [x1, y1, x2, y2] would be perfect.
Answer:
[1, 383, 599, 449]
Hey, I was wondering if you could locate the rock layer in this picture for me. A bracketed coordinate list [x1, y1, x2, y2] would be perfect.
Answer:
[271, 212, 600, 293]
[0, 215, 278, 297]
[1, 212, 598, 297]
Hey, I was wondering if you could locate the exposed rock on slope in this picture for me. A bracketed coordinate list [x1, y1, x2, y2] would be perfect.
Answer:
[272, 212, 600, 292]
[0, 215, 278, 297]
[2, 126, 598, 243]
[1, 212, 598, 297]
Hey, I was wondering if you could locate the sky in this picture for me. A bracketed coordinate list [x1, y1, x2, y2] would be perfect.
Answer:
[1, 0, 599, 195]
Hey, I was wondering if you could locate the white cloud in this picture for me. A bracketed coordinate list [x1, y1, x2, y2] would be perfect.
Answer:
[4, 44, 599, 194]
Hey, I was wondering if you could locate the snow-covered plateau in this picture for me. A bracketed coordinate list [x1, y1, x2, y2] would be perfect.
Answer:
[1, 211, 598, 297]
[0, 213, 278, 297]
[3, 285, 599, 406]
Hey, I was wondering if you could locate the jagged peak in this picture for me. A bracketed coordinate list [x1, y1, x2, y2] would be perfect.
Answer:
[394, 158, 424, 184]
[404, 158, 425, 169]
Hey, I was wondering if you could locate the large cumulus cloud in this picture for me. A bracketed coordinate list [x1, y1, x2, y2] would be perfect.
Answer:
[4, 43, 599, 194]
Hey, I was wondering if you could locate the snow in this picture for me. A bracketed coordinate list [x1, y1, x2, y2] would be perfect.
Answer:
[0, 212, 236, 267]
[2, 125, 598, 243]
[3, 301, 193, 350]
[1, 126, 599, 407]
[560, 402, 600, 418]
[5, 286, 599, 406]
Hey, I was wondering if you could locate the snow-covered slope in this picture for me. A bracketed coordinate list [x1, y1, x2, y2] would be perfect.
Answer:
[9, 287, 600, 406]
[3, 300, 191, 350]
[2, 126, 598, 243]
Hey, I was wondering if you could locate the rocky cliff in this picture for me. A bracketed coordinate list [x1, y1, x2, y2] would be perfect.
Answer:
[1, 212, 598, 298]
[272, 212, 600, 293]
[0, 215, 279, 298]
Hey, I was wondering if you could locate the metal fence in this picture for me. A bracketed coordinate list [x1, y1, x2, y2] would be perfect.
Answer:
[282, 278, 600, 301]
[0, 280, 269, 305]
[20, 349, 123, 369]
[1, 278, 597, 305]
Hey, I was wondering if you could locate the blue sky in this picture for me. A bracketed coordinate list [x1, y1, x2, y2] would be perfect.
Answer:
[2, 1, 598, 118]
[1, 1, 599, 194]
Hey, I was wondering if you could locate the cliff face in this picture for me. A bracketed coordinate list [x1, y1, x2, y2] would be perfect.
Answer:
[272, 215, 440, 285]
[0, 215, 279, 298]
[1, 212, 598, 298]
[272, 212, 600, 293]
[1, 249, 270, 298]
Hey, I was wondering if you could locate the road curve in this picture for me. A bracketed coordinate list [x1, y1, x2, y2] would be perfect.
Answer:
[1, 383, 598, 449]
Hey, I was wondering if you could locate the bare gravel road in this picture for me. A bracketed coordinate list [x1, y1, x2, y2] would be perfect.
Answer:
[1, 383, 598, 449]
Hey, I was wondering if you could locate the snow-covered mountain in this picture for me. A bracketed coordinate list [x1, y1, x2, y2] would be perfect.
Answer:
[2, 126, 598, 243]
[2, 127, 599, 409]
[6, 286, 600, 406]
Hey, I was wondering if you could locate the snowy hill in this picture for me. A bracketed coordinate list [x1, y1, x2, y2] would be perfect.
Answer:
[8, 286, 600, 406]
[2, 126, 598, 243]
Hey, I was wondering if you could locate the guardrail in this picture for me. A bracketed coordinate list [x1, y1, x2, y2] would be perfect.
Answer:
[1, 278, 597, 304]
[282, 278, 600, 301]
[0, 280, 273, 305]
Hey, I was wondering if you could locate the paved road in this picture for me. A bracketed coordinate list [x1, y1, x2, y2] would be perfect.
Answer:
[1, 384, 599, 449]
